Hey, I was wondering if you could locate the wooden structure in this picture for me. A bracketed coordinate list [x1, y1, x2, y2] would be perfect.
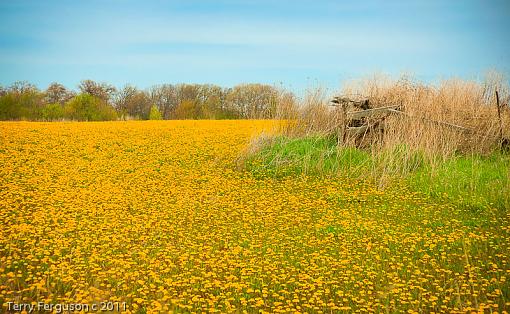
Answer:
[330, 95, 475, 146]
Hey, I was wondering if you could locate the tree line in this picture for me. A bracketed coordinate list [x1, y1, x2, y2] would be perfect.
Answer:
[0, 80, 296, 121]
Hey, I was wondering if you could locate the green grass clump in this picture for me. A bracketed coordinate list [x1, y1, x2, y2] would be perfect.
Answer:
[245, 135, 372, 178]
[409, 153, 510, 210]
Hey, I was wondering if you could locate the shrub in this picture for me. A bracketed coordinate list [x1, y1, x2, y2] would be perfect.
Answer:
[64, 94, 117, 121]
[0, 89, 44, 120]
[41, 103, 65, 121]
[0, 93, 21, 120]
[174, 100, 198, 119]
[149, 105, 162, 120]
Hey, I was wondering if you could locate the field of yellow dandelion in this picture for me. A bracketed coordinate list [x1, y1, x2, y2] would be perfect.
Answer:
[1, 120, 509, 313]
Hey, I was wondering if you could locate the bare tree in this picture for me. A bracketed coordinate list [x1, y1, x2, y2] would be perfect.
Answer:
[115, 85, 138, 112]
[114, 85, 151, 119]
[149, 84, 178, 119]
[226, 84, 278, 118]
[45, 82, 74, 104]
[9, 81, 38, 94]
[78, 80, 116, 103]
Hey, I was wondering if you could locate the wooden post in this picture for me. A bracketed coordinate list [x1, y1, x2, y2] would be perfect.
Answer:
[341, 103, 348, 145]
[496, 91, 503, 147]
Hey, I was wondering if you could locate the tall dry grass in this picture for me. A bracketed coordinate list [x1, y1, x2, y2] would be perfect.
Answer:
[276, 72, 509, 154]
[250, 72, 510, 184]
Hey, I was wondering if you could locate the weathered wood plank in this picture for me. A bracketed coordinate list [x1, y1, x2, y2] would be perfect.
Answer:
[496, 90, 503, 142]
[346, 125, 369, 136]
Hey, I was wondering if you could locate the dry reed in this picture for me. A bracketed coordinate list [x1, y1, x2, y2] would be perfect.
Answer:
[275, 72, 509, 156]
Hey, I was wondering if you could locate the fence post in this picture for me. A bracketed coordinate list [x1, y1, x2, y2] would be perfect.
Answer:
[496, 91, 503, 147]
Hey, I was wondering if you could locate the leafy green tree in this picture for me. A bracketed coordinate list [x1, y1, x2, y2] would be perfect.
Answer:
[41, 103, 65, 121]
[149, 105, 162, 120]
[0, 93, 20, 120]
[0, 82, 44, 120]
[64, 94, 117, 121]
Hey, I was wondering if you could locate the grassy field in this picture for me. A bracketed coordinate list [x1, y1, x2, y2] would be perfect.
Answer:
[243, 135, 510, 210]
[1, 121, 509, 313]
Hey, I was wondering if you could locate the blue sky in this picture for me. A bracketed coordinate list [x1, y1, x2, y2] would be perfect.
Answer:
[0, 0, 509, 92]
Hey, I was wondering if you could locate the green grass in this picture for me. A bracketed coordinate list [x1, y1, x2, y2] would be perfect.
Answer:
[245, 135, 510, 210]
[245, 135, 372, 178]
[409, 153, 510, 210]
